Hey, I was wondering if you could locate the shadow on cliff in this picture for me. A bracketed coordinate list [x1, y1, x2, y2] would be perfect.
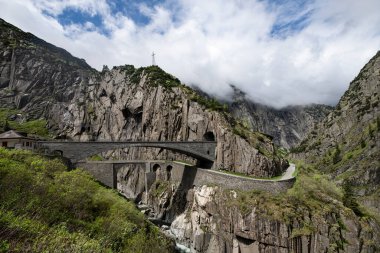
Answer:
[165, 165, 198, 222]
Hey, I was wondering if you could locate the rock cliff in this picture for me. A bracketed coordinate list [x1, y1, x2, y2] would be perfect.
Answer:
[144, 180, 379, 253]
[228, 85, 332, 149]
[0, 19, 94, 118]
[293, 51, 380, 213]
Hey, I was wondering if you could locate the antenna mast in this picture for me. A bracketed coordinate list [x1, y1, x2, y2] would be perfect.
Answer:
[152, 51, 156, 66]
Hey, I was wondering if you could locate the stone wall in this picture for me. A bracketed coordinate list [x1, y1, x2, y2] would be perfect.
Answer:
[76, 162, 116, 188]
[77, 161, 294, 194]
[150, 162, 295, 193]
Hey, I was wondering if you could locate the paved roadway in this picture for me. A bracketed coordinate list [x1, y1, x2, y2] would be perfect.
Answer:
[280, 163, 296, 180]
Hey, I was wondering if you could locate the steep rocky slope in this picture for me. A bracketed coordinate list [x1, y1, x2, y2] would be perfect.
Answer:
[293, 51, 380, 213]
[229, 85, 332, 149]
[0, 19, 94, 118]
[0, 18, 286, 177]
[156, 184, 379, 253]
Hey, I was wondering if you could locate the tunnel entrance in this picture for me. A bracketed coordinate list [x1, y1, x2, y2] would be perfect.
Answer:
[52, 150, 63, 156]
[203, 131, 215, 141]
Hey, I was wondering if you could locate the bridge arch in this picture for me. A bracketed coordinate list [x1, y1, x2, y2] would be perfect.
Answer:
[166, 165, 172, 180]
[153, 164, 161, 179]
[152, 164, 161, 172]
[37, 141, 216, 166]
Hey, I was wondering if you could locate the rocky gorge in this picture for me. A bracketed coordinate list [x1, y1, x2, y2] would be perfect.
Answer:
[1, 18, 379, 252]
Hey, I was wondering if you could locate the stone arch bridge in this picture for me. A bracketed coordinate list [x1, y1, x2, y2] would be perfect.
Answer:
[37, 141, 217, 164]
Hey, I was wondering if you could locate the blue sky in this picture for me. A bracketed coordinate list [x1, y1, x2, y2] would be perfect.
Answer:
[0, 0, 379, 107]
[46, 0, 314, 38]
[54, 0, 157, 29]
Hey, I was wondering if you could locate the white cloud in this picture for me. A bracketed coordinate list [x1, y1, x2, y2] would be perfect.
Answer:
[0, 0, 379, 108]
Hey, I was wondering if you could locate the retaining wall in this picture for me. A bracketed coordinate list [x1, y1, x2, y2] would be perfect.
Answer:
[76, 161, 295, 194]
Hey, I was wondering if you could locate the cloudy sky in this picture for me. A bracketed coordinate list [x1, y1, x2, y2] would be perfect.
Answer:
[0, 0, 379, 108]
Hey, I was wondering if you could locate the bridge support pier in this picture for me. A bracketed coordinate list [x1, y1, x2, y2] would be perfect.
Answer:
[75, 162, 117, 188]
[76, 161, 158, 196]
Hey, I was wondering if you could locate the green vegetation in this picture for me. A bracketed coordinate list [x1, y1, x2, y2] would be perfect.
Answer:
[332, 144, 341, 164]
[0, 108, 49, 137]
[172, 160, 194, 166]
[119, 64, 136, 77]
[226, 161, 377, 242]
[124, 65, 229, 112]
[189, 94, 228, 112]
[179, 84, 228, 112]
[129, 67, 144, 84]
[342, 181, 363, 217]
[289, 138, 307, 153]
[218, 169, 283, 180]
[228, 169, 343, 222]
[231, 120, 274, 157]
[151, 180, 171, 197]
[290, 224, 315, 238]
[0, 148, 173, 252]
[144, 65, 181, 89]
[88, 154, 104, 161]
[122, 65, 181, 90]
[275, 147, 289, 159]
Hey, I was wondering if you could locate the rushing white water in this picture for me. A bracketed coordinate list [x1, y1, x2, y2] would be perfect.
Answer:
[175, 243, 191, 253]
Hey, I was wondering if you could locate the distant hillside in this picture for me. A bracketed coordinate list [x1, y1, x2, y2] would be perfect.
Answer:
[228, 85, 332, 149]
[293, 51, 380, 213]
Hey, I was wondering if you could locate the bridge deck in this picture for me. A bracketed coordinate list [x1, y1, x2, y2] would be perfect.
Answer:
[38, 141, 217, 144]
[38, 141, 217, 164]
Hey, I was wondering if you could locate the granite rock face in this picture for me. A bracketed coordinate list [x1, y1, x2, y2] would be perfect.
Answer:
[145, 183, 380, 253]
[228, 86, 332, 149]
[0, 19, 94, 119]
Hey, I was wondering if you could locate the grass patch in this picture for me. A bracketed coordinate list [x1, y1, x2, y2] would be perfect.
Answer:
[151, 180, 171, 197]
[144, 65, 181, 89]
[0, 108, 49, 137]
[173, 160, 194, 166]
[189, 94, 228, 112]
[0, 148, 174, 252]
[218, 169, 283, 180]
[88, 154, 104, 161]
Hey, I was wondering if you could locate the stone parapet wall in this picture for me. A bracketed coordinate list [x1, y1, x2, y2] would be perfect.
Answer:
[76, 162, 116, 188]
[77, 161, 295, 194]
[194, 168, 295, 193]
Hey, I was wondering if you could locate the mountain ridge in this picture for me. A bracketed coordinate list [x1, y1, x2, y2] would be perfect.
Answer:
[293, 50, 380, 213]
